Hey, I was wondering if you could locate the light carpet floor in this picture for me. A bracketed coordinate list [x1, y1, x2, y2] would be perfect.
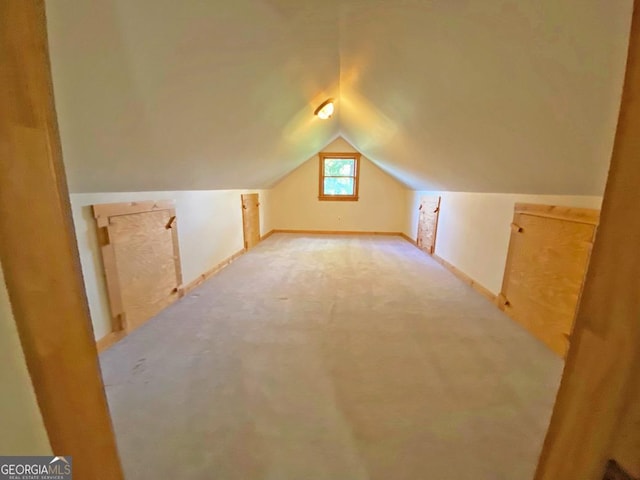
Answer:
[100, 234, 563, 480]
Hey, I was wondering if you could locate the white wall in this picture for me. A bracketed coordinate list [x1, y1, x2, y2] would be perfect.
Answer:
[0, 262, 51, 455]
[405, 192, 603, 294]
[71, 189, 271, 340]
[46, 0, 633, 195]
[270, 137, 407, 232]
[46, 0, 341, 193]
[340, 0, 632, 194]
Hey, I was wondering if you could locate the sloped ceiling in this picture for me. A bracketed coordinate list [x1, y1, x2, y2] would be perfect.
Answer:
[46, 0, 342, 192]
[46, 0, 633, 194]
[338, 0, 633, 193]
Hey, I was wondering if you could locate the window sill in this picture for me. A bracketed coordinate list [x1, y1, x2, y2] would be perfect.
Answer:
[318, 196, 359, 202]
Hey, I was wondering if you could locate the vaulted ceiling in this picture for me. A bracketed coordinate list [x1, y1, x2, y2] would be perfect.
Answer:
[46, 0, 633, 194]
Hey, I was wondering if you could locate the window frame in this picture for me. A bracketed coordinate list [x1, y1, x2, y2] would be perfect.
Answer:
[318, 152, 361, 201]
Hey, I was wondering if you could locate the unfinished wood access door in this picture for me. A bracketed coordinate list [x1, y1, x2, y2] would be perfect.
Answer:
[499, 203, 599, 357]
[93, 201, 183, 334]
[416, 196, 441, 254]
[241, 193, 261, 249]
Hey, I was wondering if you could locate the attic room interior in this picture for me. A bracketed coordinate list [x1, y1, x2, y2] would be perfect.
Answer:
[2, 0, 640, 479]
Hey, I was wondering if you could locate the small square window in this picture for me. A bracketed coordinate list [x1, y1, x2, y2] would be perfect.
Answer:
[318, 153, 360, 201]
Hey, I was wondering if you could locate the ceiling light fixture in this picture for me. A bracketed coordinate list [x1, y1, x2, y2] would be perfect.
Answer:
[314, 99, 335, 120]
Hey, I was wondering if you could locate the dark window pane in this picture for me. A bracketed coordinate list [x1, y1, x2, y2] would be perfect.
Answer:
[324, 177, 355, 196]
[324, 159, 355, 176]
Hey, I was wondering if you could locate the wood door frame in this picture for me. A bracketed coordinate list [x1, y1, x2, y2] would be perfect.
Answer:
[0, 1, 123, 477]
[241, 193, 261, 250]
[93, 200, 183, 335]
[535, 3, 640, 478]
[416, 195, 441, 254]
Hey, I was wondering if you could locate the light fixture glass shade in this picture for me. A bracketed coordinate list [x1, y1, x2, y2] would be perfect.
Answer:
[315, 99, 335, 119]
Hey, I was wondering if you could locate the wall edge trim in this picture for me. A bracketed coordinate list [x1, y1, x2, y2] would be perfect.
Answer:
[261, 230, 275, 241]
[96, 247, 247, 352]
[271, 229, 404, 236]
[96, 331, 126, 353]
[432, 254, 498, 304]
[399, 233, 498, 304]
[400, 233, 417, 245]
[183, 248, 246, 295]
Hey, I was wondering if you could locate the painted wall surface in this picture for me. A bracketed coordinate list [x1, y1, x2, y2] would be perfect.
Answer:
[270, 138, 407, 232]
[340, 0, 632, 194]
[46, 0, 340, 192]
[0, 262, 51, 455]
[46, 0, 633, 195]
[71, 189, 271, 340]
[405, 192, 603, 294]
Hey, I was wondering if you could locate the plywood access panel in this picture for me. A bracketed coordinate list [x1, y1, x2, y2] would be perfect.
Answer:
[416, 196, 441, 254]
[241, 193, 261, 250]
[93, 200, 183, 334]
[499, 203, 599, 357]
